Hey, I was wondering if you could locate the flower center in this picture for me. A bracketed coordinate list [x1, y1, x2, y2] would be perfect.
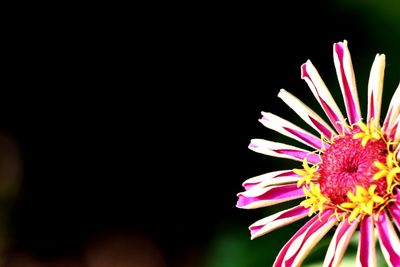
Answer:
[318, 131, 388, 204]
[296, 120, 400, 222]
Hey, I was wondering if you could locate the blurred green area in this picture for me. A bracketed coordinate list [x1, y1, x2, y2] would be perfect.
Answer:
[205, 222, 388, 267]
[205, 1, 399, 267]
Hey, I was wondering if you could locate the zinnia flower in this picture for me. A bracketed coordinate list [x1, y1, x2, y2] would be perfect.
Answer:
[237, 40, 400, 267]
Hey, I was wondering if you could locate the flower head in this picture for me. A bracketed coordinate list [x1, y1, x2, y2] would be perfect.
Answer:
[237, 40, 400, 267]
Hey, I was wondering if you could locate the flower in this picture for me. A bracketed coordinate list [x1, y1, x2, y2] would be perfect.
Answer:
[236, 40, 400, 267]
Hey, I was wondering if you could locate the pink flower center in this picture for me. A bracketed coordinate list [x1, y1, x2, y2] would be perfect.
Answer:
[318, 131, 388, 204]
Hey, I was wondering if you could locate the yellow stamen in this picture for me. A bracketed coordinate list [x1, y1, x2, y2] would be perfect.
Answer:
[293, 158, 317, 187]
[300, 183, 330, 216]
[339, 184, 386, 222]
[352, 118, 382, 147]
[373, 152, 400, 193]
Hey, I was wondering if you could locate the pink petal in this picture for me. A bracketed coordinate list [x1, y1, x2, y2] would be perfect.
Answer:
[389, 202, 400, 232]
[376, 211, 400, 267]
[333, 40, 361, 125]
[249, 139, 321, 164]
[301, 61, 346, 134]
[278, 89, 335, 140]
[384, 105, 395, 133]
[236, 184, 304, 209]
[308, 116, 334, 140]
[386, 115, 399, 141]
[323, 219, 358, 267]
[388, 116, 400, 146]
[272, 148, 320, 164]
[357, 215, 376, 267]
[369, 91, 376, 121]
[242, 170, 299, 190]
[383, 82, 400, 134]
[249, 205, 309, 239]
[273, 210, 337, 267]
[260, 112, 327, 150]
[283, 126, 328, 150]
[367, 54, 385, 125]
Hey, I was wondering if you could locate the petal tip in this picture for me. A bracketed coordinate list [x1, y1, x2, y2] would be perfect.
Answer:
[236, 195, 245, 208]
[248, 141, 258, 149]
[277, 89, 287, 98]
[300, 62, 308, 78]
[333, 40, 348, 53]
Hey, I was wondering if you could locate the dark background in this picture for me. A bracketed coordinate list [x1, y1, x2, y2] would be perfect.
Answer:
[2, 1, 400, 266]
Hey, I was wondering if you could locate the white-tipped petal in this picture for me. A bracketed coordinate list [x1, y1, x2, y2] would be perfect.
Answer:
[356, 216, 376, 267]
[323, 219, 359, 267]
[333, 40, 361, 124]
[376, 211, 400, 267]
[278, 89, 335, 140]
[383, 82, 400, 133]
[242, 170, 299, 190]
[367, 54, 385, 125]
[237, 184, 304, 209]
[259, 112, 327, 150]
[273, 210, 337, 267]
[392, 115, 400, 145]
[301, 60, 347, 134]
[389, 202, 400, 232]
[249, 139, 321, 164]
[249, 205, 309, 239]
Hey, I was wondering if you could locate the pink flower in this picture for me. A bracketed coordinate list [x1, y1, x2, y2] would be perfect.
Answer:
[237, 40, 400, 267]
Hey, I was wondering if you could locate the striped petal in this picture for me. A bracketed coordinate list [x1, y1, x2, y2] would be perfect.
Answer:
[242, 170, 299, 190]
[376, 211, 400, 267]
[356, 215, 376, 267]
[249, 139, 321, 164]
[333, 40, 361, 125]
[278, 89, 335, 140]
[236, 184, 304, 209]
[383, 82, 400, 134]
[301, 60, 346, 134]
[249, 205, 309, 240]
[388, 115, 400, 146]
[273, 210, 337, 267]
[389, 202, 400, 232]
[323, 219, 359, 267]
[367, 54, 385, 125]
[260, 112, 327, 150]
